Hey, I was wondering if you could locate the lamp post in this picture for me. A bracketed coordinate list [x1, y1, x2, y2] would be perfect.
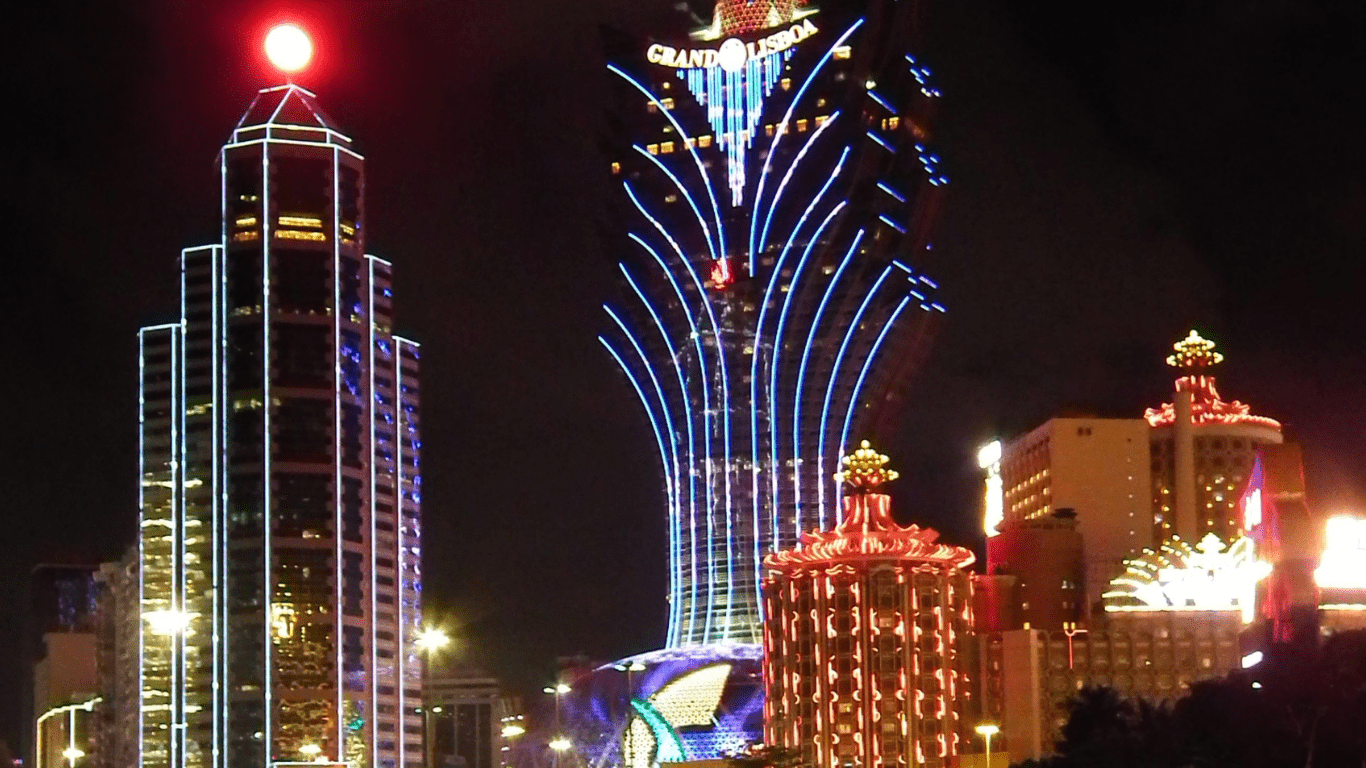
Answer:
[613, 661, 646, 711]
[416, 626, 451, 768]
[975, 724, 1000, 768]
[1062, 622, 1088, 669]
[542, 684, 572, 768]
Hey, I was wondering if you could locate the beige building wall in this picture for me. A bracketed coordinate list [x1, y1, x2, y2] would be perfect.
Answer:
[1001, 418, 1153, 615]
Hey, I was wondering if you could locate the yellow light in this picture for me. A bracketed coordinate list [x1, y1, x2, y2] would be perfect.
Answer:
[279, 215, 324, 228]
[974, 724, 1000, 737]
[144, 610, 192, 636]
[299, 744, 322, 757]
[265, 24, 313, 74]
[415, 627, 450, 653]
[549, 738, 572, 752]
[501, 724, 526, 738]
[62, 748, 85, 763]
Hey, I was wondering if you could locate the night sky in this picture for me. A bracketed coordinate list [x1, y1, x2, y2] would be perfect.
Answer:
[4, 0, 1366, 751]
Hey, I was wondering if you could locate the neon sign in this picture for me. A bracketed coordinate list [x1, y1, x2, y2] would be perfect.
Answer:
[646, 20, 819, 71]
[1104, 533, 1269, 623]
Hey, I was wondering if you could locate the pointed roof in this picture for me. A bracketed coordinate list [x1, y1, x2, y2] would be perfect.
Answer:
[764, 493, 976, 571]
[229, 84, 354, 148]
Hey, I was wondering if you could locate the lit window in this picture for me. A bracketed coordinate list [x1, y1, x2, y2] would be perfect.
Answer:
[834, 46, 852, 60]
[796, 119, 809, 132]
[660, 141, 675, 154]
[780, 77, 792, 91]
[884, 116, 900, 130]
[646, 102, 658, 113]
[647, 144, 659, 155]
[766, 124, 776, 137]
[661, 97, 675, 110]
[664, 194, 679, 204]
[610, 161, 621, 175]
[699, 135, 713, 148]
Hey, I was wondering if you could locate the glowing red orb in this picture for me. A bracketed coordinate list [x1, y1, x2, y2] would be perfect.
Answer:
[265, 24, 313, 73]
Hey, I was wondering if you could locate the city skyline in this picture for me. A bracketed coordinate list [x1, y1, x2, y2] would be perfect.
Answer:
[4, 0, 1366, 754]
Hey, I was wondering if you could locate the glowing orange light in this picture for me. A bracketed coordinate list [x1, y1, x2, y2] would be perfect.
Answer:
[265, 24, 313, 73]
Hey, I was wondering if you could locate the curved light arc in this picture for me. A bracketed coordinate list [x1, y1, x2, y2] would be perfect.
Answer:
[747, 18, 865, 273]
[838, 295, 914, 512]
[757, 111, 841, 256]
[633, 145, 719, 264]
[620, 263, 699, 648]
[817, 265, 892, 524]
[792, 228, 865, 531]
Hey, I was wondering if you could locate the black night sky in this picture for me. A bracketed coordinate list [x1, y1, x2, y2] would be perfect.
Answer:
[4, 0, 1366, 752]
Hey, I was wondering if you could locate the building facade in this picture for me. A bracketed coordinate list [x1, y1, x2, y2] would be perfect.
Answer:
[1146, 331, 1282, 544]
[989, 417, 1151, 617]
[601, 0, 952, 647]
[424, 670, 509, 768]
[763, 444, 975, 768]
[136, 84, 423, 768]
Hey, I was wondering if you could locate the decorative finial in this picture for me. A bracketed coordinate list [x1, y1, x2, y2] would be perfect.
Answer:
[1166, 330, 1223, 371]
[835, 440, 899, 492]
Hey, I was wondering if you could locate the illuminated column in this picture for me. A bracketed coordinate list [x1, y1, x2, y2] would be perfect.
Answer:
[978, 441, 1003, 538]
[1173, 388, 1196, 543]
[763, 443, 975, 768]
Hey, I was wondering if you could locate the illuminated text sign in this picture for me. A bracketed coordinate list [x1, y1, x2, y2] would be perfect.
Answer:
[646, 20, 819, 73]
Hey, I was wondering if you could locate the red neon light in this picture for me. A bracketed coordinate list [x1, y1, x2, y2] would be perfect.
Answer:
[765, 493, 976, 570]
[1145, 375, 1281, 429]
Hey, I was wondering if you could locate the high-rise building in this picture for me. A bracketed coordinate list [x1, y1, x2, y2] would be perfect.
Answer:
[134, 63, 424, 768]
[1146, 331, 1282, 543]
[601, 0, 951, 649]
[763, 443, 976, 768]
[987, 416, 1151, 618]
[96, 550, 140, 768]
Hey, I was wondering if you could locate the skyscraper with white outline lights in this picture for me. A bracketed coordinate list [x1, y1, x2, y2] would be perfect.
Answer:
[601, 0, 949, 648]
[136, 77, 424, 768]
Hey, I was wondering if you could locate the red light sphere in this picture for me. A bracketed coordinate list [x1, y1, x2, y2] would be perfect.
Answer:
[264, 23, 313, 74]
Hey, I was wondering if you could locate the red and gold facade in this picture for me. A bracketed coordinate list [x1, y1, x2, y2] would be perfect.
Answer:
[762, 444, 976, 768]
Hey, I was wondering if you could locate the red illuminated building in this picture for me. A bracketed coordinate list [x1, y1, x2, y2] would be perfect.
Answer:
[762, 443, 976, 768]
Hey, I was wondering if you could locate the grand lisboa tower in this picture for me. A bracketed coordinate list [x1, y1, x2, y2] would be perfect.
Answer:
[521, 0, 950, 764]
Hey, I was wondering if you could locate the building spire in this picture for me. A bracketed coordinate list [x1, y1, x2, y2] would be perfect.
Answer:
[1166, 329, 1224, 373]
[834, 440, 898, 493]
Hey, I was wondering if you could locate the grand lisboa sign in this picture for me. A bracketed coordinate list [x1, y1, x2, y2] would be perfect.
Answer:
[646, 19, 819, 72]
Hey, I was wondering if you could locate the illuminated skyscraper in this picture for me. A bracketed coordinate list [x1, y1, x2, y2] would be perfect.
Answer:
[136, 78, 424, 768]
[602, 0, 949, 648]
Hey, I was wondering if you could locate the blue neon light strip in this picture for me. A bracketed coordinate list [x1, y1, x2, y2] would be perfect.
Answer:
[867, 90, 897, 114]
[621, 264, 697, 647]
[817, 265, 892, 524]
[878, 214, 906, 234]
[877, 182, 906, 203]
[771, 202, 847, 539]
[866, 131, 895, 152]
[792, 228, 864, 531]
[606, 304, 684, 646]
[622, 184, 735, 641]
[627, 231, 714, 644]
[633, 145, 719, 264]
[838, 296, 913, 494]
[749, 18, 866, 275]
[609, 65, 726, 267]
[758, 148, 851, 556]
[757, 111, 841, 257]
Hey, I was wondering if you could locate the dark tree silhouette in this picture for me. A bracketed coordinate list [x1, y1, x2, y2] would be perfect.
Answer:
[1012, 630, 1366, 768]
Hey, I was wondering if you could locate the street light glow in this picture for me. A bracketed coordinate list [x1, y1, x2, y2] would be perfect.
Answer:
[415, 626, 450, 653]
[549, 738, 572, 751]
[501, 724, 526, 738]
[61, 748, 85, 763]
[265, 23, 313, 74]
[975, 724, 1000, 737]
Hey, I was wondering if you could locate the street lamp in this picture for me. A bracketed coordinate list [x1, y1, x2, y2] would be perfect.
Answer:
[62, 747, 85, 767]
[415, 626, 451, 654]
[548, 738, 572, 752]
[975, 724, 1000, 768]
